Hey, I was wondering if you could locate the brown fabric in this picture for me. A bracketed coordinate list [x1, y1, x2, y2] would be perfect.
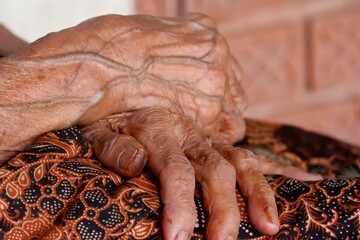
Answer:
[0, 120, 359, 239]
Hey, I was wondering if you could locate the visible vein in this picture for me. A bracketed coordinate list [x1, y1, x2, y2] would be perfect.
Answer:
[13, 52, 133, 72]
[0, 97, 92, 111]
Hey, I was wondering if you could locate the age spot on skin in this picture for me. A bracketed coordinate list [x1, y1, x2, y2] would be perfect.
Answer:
[37, 74, 45, 80]
[166, 218, 173, 224]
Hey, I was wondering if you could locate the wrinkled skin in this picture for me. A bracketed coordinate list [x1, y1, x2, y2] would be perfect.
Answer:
[0, 15, 322, 239]
[82, 107, 322, 239]
[0, 14, 246, 162]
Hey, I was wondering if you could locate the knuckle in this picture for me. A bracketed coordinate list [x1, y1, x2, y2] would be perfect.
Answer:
[160, 161, 196, 191]
[212, 142, 232, 155]
[163, 153, 192, 167]
[236, 152, 260, 171]
[205, 153, 236, 178]
[233, 148, 257, 159]
[238, 163, 261, 178]
[220, 146, 261, 174]
[130, 107, 171, 124]
[105, 113, 133, 132]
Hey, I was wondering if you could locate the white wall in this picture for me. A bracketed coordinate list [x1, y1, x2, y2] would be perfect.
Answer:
[0, 0, 135, 42]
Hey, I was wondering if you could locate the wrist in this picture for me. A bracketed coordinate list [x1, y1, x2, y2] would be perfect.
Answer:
[0, 56, 95, 160]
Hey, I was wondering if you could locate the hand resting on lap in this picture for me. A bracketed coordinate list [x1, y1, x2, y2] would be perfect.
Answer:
[82, 107, 322, 239]
[0, 14, 321, 239]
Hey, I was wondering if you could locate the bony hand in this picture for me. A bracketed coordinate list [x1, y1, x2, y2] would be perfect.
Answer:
[82, 107, 243, 239]
[4, 13, 246, 151]
[81, 107, 323, 239]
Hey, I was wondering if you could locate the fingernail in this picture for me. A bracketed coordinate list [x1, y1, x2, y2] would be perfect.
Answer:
[226, 236, 234, 240]
[130, 148, 147, 164]
[175, 231, 189, 240]
[113, 148, 147, 177]
[267, 207, 280, 226]
[119, 148, 145, 167]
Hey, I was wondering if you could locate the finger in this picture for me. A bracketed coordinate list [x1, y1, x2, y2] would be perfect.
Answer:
[185, 141, 240, 240]
[214, 143, 280, 236]
[258, 155, 323, 181]
[81, 123, 147, 177]
[122, 109, 197, 240]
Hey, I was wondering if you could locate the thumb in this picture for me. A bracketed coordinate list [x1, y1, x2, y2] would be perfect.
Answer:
[81, 123, 147, 177]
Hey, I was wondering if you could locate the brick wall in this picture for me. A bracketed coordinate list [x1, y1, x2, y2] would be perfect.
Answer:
[136, 0, 360, 146]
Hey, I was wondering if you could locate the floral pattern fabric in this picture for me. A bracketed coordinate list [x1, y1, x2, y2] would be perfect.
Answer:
[0, 120, 359, 239]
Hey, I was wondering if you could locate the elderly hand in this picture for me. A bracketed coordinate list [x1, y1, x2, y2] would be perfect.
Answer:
[0, 15, 322, 238]
[0, 13, 245, 164]
[81, 107, 322, 239]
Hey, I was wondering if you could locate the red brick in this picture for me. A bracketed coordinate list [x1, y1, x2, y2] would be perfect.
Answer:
[309, 10, 360, 90]
[135, 0, 179, 17]
[226, 25, 305, 105]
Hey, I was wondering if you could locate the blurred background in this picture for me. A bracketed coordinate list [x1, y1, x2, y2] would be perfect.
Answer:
[1, 0, 359, 146]
[0, 0, 134, 42]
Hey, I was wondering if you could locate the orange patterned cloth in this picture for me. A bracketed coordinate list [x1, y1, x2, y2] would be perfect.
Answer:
[0, 120, 359, 239]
